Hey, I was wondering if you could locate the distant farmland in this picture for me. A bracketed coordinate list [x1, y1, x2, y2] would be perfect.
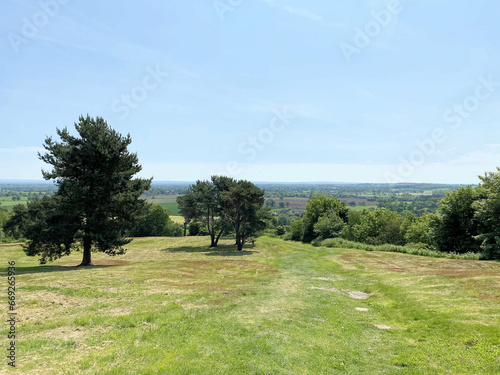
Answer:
[266, 197, 378, 209]
[0, 196, 29, 211]
[143, 194, 181, 215]
[144, 194, 379, 216]
[338, 197, 378, 206]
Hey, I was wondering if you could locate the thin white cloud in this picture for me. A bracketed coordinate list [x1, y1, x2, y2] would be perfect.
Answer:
[448, 150, 500, 166]
[283, 6, 323, 21]
[259, 0, 323, 22]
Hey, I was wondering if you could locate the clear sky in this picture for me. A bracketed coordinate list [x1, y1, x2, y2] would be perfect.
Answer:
[1, 0, 499, 184]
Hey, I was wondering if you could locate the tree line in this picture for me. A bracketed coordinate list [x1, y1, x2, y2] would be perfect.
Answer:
[280, 174, 500, 260]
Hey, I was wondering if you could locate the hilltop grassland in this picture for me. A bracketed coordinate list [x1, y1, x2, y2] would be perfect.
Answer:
[1, 236, 499, 374]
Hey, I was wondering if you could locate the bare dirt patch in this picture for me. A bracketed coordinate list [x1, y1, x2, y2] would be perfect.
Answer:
[349, 291, 369, 299]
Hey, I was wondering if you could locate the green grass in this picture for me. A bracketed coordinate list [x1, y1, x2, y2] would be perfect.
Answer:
[1, 236, 499, 374]
[159, 202, 180, 216]
[170, 216, 184, 224]
[143, 195, 181, 215]
[0, 197, 28, 211]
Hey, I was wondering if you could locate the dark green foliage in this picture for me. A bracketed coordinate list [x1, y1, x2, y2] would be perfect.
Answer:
[12, 115, 151, 265]
[289, 218, 304, 241]
[16, 196, 81, 263]
[402, 212, 434, 245]
[345, 209, 405, 246]
[221, 180, 267, 250]
[275, 226, 285, 236]
[301, 196, 348, 242]
[473, 168, 500, 259]
[129, 204, 181, 237]
[431, 185, 481, 254]
[313, 211, 345, 239]
[177, 176, 233, 247]
[178, 176, 267, 249]
[177, 193, 198, 236]
[188, 221, 202, 236]
[1, 206, 25, 242]
[265, 198, 276, 207]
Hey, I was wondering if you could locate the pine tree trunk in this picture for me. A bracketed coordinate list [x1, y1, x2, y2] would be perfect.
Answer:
[237, 238, 243, 251]
[235, 210, 242, 250]
[79, 235, 94, 266]
[208, 209, 217, 248]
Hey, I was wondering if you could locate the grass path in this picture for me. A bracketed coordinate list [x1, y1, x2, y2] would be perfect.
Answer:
[1, 237, 499, 374]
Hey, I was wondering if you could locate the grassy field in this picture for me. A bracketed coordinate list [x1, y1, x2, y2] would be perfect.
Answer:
[170, 216, 184, 224]
[144, 195, 181, 215]
[1, 237, 499, 374]
[266, 197, 377, 210]
[0, 195, 183, 216]
[0, 197, 28, 211]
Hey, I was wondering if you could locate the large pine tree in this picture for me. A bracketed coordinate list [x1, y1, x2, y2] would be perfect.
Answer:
[22, 115, 151, 265]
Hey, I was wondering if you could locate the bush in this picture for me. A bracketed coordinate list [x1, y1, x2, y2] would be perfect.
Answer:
[290, 218, 304, 241]
[189, 222, 201, 236]
[167, 222, 183, 237]
[262, 229, 278, 238]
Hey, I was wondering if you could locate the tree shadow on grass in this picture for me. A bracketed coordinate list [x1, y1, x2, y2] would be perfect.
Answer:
[1, 264, 113, 276]
[161, 243, 257, 257]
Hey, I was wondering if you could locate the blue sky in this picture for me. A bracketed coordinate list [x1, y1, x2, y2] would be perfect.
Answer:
[1, 0, 499, 183]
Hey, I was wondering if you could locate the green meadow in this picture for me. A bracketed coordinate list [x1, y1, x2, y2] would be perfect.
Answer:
[0, 197, 28, 211]
[1, 236, 499, 374]
[144, 195, 181, 216]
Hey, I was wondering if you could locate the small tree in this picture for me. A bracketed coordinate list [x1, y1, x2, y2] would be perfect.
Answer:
[9, 115, 151, 265]
[302, 196, 348, 242]
[221, 180, 266, 250]
[177, 176, 233, 247]
[177, 193, 198, 236]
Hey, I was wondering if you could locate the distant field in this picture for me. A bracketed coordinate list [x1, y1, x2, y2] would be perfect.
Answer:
[338, 197, 378, 206]
[280, 197, 308, 208]
[170, 215, 184, 224]
[2, 236, 499, 374]
[0, 197, 28, 211]
[267, 197, 378, 209]
[143, 195, 181, 215]
[145, 195, 180, 204]
[159, 202, 180, 216]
